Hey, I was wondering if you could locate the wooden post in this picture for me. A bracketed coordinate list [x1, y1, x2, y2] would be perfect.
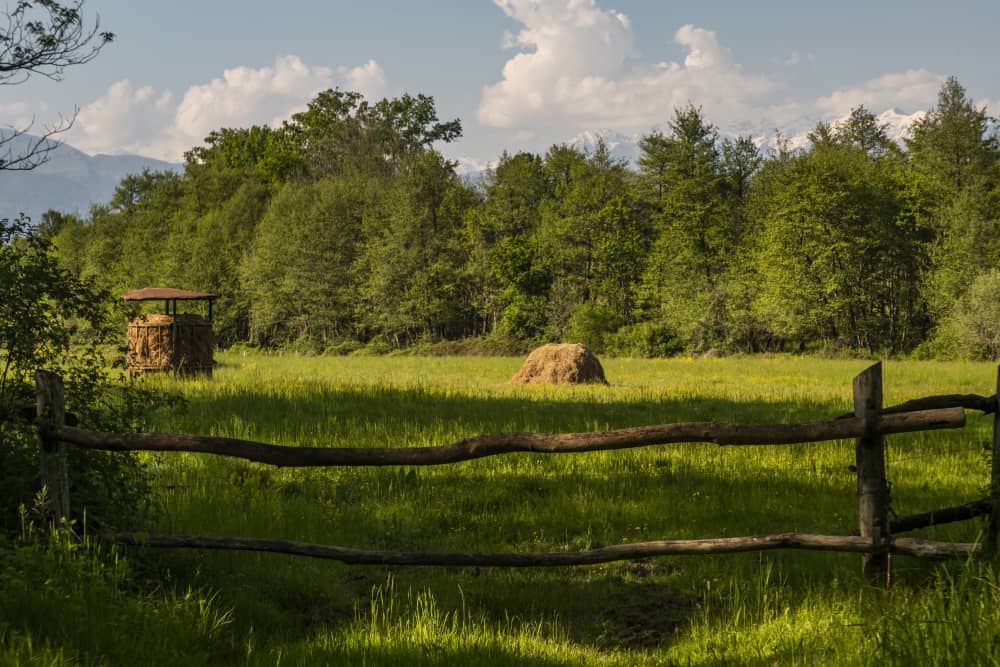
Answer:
[987, 365, 1000, 559]
[854, 362, 889, 582]
[35, 370, 70, 523]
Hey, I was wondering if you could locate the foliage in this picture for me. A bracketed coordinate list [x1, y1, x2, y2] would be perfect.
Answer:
[938, 269, 1000, 359]
[0, 216, 167, 533]
[637, 106, 747, 351]
[278, 88, 462, 181]
[356, 150, 476, 346]
[751, 132, 928, 353]
[242, 177, 369, 345]
[0, 0, 113, 171]
[44, 77, 1000, 359]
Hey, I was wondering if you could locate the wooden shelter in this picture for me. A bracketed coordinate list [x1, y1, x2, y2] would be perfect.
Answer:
[122, 288, 217, 376]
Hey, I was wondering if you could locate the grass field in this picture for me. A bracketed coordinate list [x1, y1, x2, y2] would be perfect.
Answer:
[7, 353, 1000, 665]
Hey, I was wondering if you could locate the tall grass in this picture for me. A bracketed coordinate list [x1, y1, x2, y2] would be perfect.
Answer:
[5, 353, 998, 664]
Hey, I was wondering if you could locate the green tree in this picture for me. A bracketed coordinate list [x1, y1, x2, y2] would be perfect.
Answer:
[752, 136, 927, 352]
[906, 78, 1000, 323]
[536, 141, 648, 347]
[356, 151, 475, 346]
[940, 269, 1000, 359]
[163, 179, 274, 344]
[638, 106, 735, 350]
[279, 89, 461, 181]
[0, 218, 154, 531]
[242, 177, 370, 347]
[110, 170, 185, 291]
[837, 106, 896, 157]
[907, 76, 998, 198]
[462, 151, 549, 337]
[183, 125, 304, 185]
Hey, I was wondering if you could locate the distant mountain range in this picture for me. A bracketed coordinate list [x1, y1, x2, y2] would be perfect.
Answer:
[568, 108, 927, 168]
[0, 132, 180, 224]
[1, 108, 927, 221]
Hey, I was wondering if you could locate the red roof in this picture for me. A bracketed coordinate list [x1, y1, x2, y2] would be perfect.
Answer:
[121, 287, 218, 301]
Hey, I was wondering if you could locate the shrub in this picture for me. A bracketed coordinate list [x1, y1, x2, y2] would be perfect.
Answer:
[566, 303, 620, 354]
[604, 321, 684, 358]
[0, 216, 172, 534]
[940, 269, 1000, 360]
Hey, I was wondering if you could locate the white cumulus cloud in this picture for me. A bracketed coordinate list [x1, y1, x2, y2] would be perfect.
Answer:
[478, 0, 772, 131]
[814, 69, 944, 118]
[68, 55, 387, 161]
[338, 59, 386, 100]
[478, 0, 955, 145]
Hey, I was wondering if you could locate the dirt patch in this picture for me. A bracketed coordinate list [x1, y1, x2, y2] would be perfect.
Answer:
[596, 595, 693, 649]
[510, 343, 608, 385]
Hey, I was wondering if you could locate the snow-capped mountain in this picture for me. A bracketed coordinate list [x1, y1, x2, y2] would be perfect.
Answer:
[568, 129, 644, 165]
[569, 109, 928, 168]
[875, 108, 926, 143]
[752, 108, 926, 155]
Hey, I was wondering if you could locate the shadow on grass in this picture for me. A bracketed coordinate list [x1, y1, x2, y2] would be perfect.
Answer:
[161, 379, 854, 442]
[132, 380, 989, 658]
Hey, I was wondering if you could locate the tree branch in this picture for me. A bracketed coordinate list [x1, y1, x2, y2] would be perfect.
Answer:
[0, 1, 113, 84]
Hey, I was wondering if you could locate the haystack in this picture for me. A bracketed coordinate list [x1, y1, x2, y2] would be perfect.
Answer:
[511, 343, 608, 385]
[126, 313, 214, 375]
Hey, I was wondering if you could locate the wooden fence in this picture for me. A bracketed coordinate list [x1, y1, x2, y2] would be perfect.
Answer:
[30, 363, 1000, 584]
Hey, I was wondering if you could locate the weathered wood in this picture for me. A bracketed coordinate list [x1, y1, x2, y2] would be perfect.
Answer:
[988, 367, 1000, 559]
[882, 393, 996, 415]
[115, 532, 981, 565]
[35, 370, 69, 522]
[890, 500, 991, 534]
[836, 393, 996, 419]
[855, 363, 890, 582]
[42, 407, 965, 468]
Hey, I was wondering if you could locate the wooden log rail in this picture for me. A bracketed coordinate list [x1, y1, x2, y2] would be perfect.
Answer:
[116, 532, 981, 565]
[24, 363, 1000, 577]
[890, 500, 991, 534]
[41, 406, 965, 468]
[835, 393, 996, 419]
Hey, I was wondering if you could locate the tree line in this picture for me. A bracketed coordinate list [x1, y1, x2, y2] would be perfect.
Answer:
[44, 77, 1000, 358]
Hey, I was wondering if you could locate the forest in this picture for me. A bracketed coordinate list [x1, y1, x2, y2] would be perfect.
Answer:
[45, 77, 1000, 359]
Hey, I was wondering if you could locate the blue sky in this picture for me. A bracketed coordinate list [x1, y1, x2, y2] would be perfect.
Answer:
[6, 0, 999, 168]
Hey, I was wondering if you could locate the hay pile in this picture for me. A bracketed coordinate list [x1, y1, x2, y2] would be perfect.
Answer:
[511, 343, 608, 385]
[126, 313, 214, 374]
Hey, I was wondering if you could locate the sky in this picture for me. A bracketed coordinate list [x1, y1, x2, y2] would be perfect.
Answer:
[4, 0, 999, 170]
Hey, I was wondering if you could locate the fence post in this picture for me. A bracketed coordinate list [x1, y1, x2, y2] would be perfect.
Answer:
[35, 370, 70, 523]
[987, 365, 1000, 559]
[854, 362, 889, 583]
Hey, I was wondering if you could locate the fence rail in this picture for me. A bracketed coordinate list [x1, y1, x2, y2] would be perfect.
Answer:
[27, 363, 1000, 585]
[114, 532, 981, 566]
[42, 406, 965, 467]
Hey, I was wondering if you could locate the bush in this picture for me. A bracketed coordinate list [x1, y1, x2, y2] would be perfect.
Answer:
[566, 303, 620, 354]
[939, 269, 1000, 360]
[0, 216, 172, 534]
[604, 321, 684, 358]
[324, 339, 363, 356]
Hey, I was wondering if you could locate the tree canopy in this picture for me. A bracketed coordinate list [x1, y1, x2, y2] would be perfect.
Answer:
[46, 77, 1000, 359]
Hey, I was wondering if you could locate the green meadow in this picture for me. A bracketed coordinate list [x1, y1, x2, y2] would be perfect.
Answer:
[9, 353, 1000, 665]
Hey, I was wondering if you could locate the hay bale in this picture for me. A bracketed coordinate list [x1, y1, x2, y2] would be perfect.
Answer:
[511, 343, 608, 385]
[126, 313, 213, 375]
